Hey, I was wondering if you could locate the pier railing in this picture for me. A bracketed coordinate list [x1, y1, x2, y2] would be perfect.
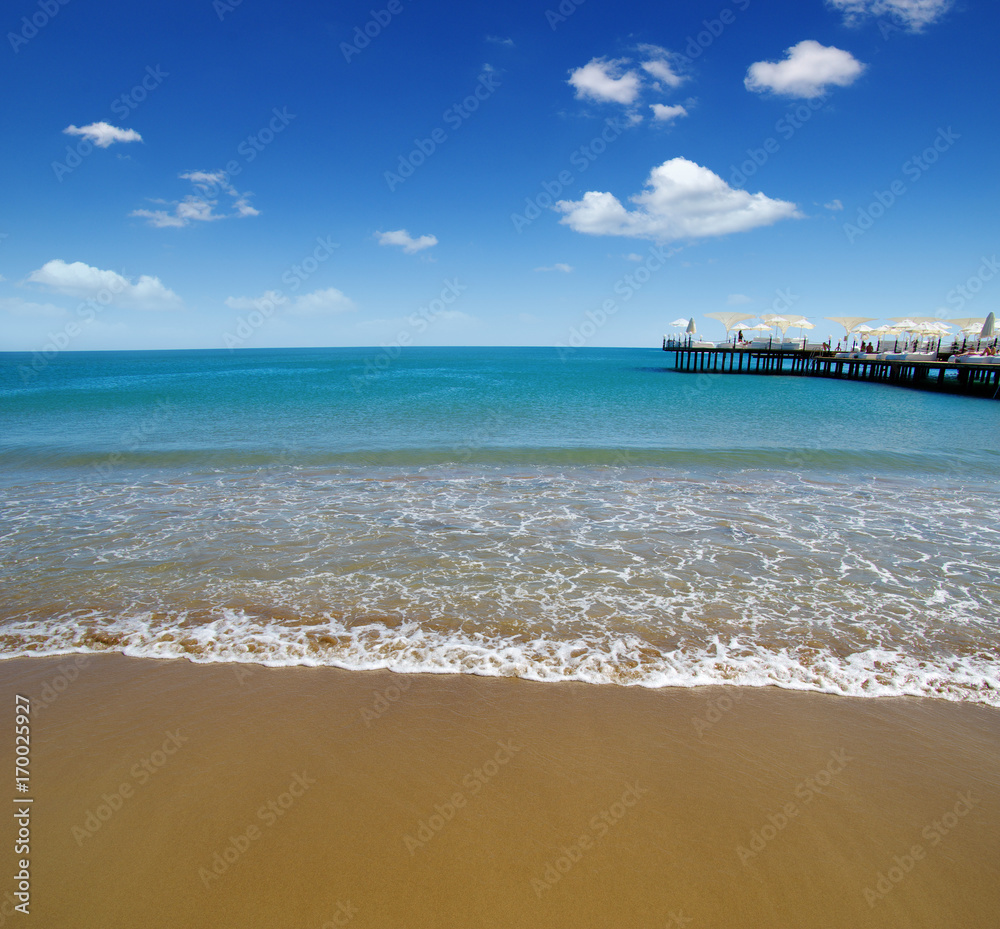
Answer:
[662, 344, 1000, 399]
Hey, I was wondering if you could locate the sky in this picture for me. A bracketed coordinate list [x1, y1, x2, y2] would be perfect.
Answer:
[1, 0, 997, 351]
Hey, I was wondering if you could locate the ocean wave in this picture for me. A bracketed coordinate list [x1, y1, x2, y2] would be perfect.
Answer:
[1, 609, 997, 707]
[0, 444, 994, 475]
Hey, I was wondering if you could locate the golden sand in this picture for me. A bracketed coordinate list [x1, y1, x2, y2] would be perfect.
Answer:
[1, 655, 997, 928]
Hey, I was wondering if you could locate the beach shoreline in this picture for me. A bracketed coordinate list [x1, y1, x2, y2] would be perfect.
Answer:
[3, 653, 997, 928]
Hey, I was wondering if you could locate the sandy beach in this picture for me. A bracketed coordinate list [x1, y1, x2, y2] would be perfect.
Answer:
[3, 654, 996, 928]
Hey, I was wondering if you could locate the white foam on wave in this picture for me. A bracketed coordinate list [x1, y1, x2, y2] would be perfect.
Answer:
[1, 608, 997, 707]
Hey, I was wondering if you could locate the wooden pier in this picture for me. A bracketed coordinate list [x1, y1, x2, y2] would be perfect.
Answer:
[663, 344, 1000, 399]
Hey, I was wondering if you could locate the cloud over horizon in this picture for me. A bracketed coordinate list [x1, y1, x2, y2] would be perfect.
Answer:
[225, 287, 356, 316]
[555, 157, 801, 243]
[27, 259, 181, 309]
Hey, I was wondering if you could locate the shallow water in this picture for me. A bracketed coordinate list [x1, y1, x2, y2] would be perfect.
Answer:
[2, 347, 998, 703]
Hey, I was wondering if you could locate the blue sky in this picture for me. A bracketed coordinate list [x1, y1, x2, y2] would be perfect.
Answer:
[1, 0, 996, 350]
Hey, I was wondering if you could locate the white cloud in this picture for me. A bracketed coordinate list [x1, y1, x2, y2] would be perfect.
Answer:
[534, 263, 573, 273]
[26, 259, 181, 309]
[650, 103, 688, 123]
[286, 288, 356, 316]
[226, 288, 355, 317]
[624, 253, 643, 262]
[131, 171, 259, 228]
[568, 58, 642, 105]
[639, 48, 685, 89]
[487, 35, 514, 46]
[745, 41, 865, 98]
[63, 122, 142, 148]
[827, 0, 952, 30]
[0, 297, 68, 318]
[377, 229, 438, 254]
[555, 158, 801, 243]
[727, 294, 753, 305]
[824, 199, 844, 211]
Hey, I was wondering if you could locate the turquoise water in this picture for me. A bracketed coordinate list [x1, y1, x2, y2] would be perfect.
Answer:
[2, 347, 998, 703]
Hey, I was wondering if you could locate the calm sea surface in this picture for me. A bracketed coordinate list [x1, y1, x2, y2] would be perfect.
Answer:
[2, 346, 998, 703]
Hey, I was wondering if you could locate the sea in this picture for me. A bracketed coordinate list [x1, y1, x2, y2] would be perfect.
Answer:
[1, 346, 998, 705]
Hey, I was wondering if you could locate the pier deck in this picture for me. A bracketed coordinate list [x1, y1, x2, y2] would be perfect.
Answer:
[663, 344, 1000, 399]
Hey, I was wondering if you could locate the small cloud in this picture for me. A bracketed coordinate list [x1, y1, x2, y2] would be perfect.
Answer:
[727, 294, 753, 305]
[63, 122, 142, 148]
[568, 57, 642, 105]
[26, 259, 181, 310]
[826, 0, 952, 31]
[377, 229, 438, 254]
[226, 288, 356, 316]
[131, 171, 258, 228]
[624, 253, 643, 262]
[487, 35, 514, 46]
[650, 103, 688, 123]
[556, 157, 801, 243]
[745, 40, 865, 98]
[824, 199, 844, 211]
[534, 263, 573, 273]
[287, 287, 355, 316]
[0, 297, 68, 318]
[638, 46, 685, 88]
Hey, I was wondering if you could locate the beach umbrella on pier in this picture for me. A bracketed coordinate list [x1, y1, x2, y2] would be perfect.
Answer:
[670, 318, 689, 328]
[980, 312, 995, 339]
[825, 316, 876, 341]
[706, 311, 754, 340]
[686, 317, 697, 334]
[949, 317, 988, 331]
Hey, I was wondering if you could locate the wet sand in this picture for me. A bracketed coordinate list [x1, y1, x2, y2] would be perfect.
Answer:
[1, 654, 997, 928]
